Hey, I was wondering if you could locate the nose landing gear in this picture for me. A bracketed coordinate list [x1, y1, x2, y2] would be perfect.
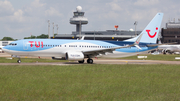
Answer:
[17, 59, 21, 63]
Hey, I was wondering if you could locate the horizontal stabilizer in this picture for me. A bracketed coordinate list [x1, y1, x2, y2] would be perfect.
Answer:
[147, 42, 178, 47]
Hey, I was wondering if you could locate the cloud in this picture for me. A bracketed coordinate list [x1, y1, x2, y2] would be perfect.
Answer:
[0, 0, 180, 39]
[134, 0, 159, 6]
[0, 1, 24, 23]
[11, 9, 24, 22]
[0, 0, 14, 16]
[45, 7, 63, 17]
[106, 1, 122, 11]
[31, 0, 46, 8]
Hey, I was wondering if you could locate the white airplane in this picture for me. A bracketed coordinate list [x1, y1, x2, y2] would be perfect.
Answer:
[158, 45, 180, 54]
[2, 13, 163, 64]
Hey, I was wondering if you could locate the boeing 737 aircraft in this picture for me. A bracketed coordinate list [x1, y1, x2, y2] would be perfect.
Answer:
[2, 13, 163, 64]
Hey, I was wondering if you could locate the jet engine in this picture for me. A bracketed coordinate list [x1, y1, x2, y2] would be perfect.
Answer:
[162, 49, 172, 54]
[65, 52, 84, 61]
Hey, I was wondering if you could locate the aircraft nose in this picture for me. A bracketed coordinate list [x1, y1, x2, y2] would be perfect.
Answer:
[1, 46, 8, 51]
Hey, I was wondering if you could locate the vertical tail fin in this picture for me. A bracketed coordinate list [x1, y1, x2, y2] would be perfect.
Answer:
[125, 13, 164, 44]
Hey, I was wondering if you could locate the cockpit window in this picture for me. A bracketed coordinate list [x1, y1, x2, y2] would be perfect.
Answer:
[9, 43, 17, 46]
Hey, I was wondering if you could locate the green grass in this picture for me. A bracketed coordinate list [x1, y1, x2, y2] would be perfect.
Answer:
[1, 54, 180, 63]
[119, 54, 180, 61]
[0, 57, 68, 63]
[0, 64, 180, 101]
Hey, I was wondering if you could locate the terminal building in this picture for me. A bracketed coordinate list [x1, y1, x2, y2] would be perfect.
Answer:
[55, 30, 141, 41]
[161, 19, 180, 44]
[54, 6, 141, 41]
[0, 41, 13, 46]
[0, 41, 13, 52]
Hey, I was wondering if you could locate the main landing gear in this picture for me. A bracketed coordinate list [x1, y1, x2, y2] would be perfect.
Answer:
[78, 58, 93, 64]
[87, 58, 93, 64]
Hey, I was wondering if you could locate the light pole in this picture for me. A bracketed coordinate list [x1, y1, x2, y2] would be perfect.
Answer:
[52, 22, 54, 38]
[134, 21, 138, 36]
[48, 20, 50, 39]
[56, 24, 59, 35]
[79, 20, 81, 39]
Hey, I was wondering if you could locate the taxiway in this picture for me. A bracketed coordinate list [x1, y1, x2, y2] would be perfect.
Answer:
[0, 53, 180, 65]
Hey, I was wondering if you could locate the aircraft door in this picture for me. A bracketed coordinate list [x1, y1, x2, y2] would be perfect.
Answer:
[23, 41, 28, 50]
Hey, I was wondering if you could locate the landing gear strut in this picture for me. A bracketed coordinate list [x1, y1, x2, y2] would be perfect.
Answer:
[87, 58, 93, 64]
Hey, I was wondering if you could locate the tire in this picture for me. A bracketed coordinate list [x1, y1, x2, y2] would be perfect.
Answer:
[87, 59, 93, 64]
[89, 59, 93, 64]
[17, 60, 21, 63]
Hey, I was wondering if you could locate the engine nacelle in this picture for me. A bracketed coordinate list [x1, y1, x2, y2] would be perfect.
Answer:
[66, 52, 84, 61]
[162, 49, 172, 54]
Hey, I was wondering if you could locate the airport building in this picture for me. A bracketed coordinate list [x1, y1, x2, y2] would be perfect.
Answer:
[161, 20, 180, 44]
[54, 6, 141, 41]
[0, 41, 13, 46]
[55, 30, 141, 41]
[0, 41, 13, 53]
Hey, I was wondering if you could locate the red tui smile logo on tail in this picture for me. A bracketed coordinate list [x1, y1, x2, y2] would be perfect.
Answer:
[146, 27, 158, 38]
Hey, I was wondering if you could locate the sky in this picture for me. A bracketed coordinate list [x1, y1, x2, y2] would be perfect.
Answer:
[0, 0, 180, 39]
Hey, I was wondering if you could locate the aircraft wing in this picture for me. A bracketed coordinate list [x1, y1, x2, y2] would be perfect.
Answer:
[147, 42, 178, 47]
[82, 44, 135, 56]
[82, 33, 143, 56]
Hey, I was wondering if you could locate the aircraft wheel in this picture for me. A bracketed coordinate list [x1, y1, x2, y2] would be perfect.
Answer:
[87, 59, 93, 64]
[78, 60, 84, 63]
[17, 60, 21, 63]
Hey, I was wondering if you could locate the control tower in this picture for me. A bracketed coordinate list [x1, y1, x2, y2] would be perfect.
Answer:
[70, 6, 88, 34]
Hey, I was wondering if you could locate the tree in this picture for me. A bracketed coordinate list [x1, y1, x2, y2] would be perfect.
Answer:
[24, 35, 36, 39]
[24, 34, 48, 39]
[1, 37, 14, 41]
[36, 34, 48, 39]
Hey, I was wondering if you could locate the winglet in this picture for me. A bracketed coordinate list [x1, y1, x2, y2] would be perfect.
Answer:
[133, 33, 143, 50]
[134, 33, 143, 45]
[80, 36, 85, 40]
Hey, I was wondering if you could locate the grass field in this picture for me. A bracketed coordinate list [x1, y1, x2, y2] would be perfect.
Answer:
[1, 54, 180, 63]
[119, 54, 180, 61]
[0, 57, 68, 63]
[1, 64, 180, 101]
